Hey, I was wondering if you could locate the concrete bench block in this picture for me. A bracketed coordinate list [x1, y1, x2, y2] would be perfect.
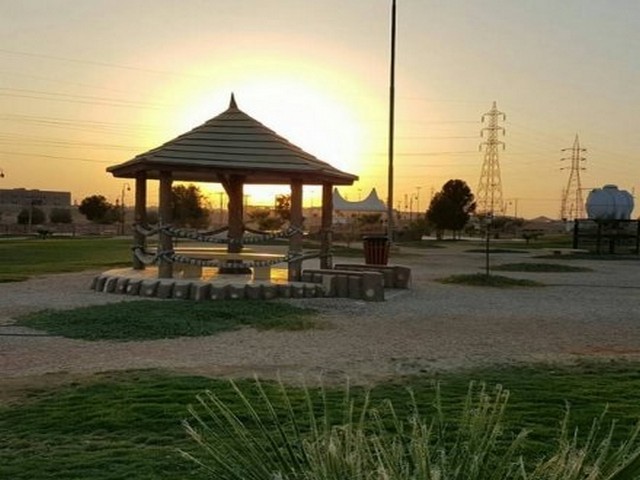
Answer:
[360, 272, 385, 302]
[90, 276, 98, 290]
[348, 275, 362, 299]
[156, 281, 175, 299]
[210, 285, 229, 301]
[321, 274, 335, 296]
[176, 263, 203, 279]
[115, 277, 129, 294]
[245, 283, 263, 300]
[263, 284, 278, 300]
[104, 276, 118, 293]
[140, 280, 159, 297]
[335, 275, 349, 297]
[277, 284, 291, 298]
[172, 282, 191, 300]
[291, 284, 305, 298]
[126, 279, 142, 296]
[189, 282, 211, 301]
[393, 266, 411, 289]
[252, 266, 270, 281]
[94, 275, 107, 292]
[334, 263, 411, 289]
[228, 284, 245, 300]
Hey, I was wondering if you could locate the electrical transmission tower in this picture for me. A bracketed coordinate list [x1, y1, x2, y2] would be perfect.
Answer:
[476, 101, 506, 215]
[560, 134, 586, 220]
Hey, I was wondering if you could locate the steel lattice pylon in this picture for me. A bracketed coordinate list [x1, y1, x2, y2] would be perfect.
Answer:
[560, 134, 586, 220]
[476, 101, 506, 215]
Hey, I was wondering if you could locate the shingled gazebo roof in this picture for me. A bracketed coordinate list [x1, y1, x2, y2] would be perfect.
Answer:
[108, 94, 358, 186]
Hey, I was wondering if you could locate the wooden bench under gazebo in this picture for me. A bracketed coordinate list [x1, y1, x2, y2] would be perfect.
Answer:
[105, 93, 359, 284]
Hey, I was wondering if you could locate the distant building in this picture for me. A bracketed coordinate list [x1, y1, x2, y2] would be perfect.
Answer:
[0, 188, 71, 209]
[0, 188, 72, 225]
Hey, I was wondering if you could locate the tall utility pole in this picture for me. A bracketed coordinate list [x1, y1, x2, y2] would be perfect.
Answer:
[560, 134, 586, 220]
[386, 0, 396, 241]
[476, 101, 506, 215]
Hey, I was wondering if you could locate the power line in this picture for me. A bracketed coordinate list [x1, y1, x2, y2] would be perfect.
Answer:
[0, 150, 112, 164]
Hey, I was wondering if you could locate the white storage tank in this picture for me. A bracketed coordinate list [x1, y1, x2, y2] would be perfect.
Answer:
[586, 185, 634, 220]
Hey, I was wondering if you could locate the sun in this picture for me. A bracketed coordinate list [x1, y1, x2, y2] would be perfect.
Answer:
[134, 49, 386, 205]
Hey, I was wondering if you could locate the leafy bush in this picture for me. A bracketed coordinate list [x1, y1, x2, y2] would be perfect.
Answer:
[16, 206, 45, 225]
[183, 380, 640, 480]
[49, 207, 73, 224]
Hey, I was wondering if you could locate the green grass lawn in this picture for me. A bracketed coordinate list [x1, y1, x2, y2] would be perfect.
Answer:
[2, 362, 640, 479]
[492, 262, 592, 272]
[438, 273, 544, 287]
[17, 300, 320, 341]
[0, 237, 132, 281]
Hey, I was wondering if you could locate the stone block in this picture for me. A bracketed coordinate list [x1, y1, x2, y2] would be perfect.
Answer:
[277, 284, 291, 298]
[172, 282, 191, 300]
[189, 282, 211, 301]
[245, 284, 262, 300]
[115, 277, 129, 294]
[104, 276, 118, 293]
[360, 272, 385, 301]
[304, 284, 316, 297]
[321, 274, 335, 296]
[262, 284, 278, 300]
[335, 275, 349, 297]
[392, 266, 412, 289]
[210, 285, 229, 300]
[94, 275, 107, 292]
[126, 279, 142, 296]
[156, 281, 175, 299]
[140, 280, 159, 297]
[90, 276, 98, 290]
[347, 275, 362, 299]
[291, 284, 305, 298]
[228, 284, 245, 300]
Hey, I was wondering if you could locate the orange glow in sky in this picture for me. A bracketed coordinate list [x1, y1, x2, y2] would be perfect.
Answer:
[1, 1, 639, 219]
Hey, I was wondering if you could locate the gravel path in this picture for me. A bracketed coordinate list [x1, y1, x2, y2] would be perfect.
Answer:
[1, 245, 640, 388]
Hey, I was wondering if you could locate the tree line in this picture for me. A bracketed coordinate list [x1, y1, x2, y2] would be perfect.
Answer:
[11, 179, 505, 241]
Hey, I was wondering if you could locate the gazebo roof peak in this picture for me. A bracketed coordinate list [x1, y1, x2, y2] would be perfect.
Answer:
[107, 94, 358, 186]
[228, 92, 238, 110]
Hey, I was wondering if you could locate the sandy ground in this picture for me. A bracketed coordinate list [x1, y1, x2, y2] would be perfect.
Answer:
[1, 244, 639, 395]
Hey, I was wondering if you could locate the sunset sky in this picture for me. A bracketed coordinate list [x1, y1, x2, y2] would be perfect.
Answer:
[1, 0, 638, 219]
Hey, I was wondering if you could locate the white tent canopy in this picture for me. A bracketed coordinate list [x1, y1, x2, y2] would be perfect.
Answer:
[333, 188, 386, 212]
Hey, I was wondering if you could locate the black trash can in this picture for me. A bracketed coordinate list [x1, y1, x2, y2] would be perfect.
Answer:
[363, 235, 390, 265]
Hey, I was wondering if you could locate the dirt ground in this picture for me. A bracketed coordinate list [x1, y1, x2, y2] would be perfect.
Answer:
[1, 243, 639, 400]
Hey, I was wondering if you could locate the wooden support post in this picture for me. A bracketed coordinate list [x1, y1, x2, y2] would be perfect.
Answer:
[225, 175, 245, 254]
[132, 173, 147, 270]
[320, 182, 333, 269]
[288, 179, 304, 281]
[158, 171, 173, 278]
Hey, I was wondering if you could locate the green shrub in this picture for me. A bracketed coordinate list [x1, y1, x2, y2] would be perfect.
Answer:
[183, 380, 640, 480]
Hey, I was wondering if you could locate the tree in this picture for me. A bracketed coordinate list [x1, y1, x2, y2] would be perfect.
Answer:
[79, 195, 117, 223]
[274, 194, 291, 223]
[248, 208, 284, 231]
[49, 208, 73, 224]
[171, 184, 211, 228]
[17, 207, 46, 225]
[426, 179, 476, 239]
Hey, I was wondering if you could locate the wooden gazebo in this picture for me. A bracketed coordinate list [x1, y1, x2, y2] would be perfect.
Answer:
[107, 94, 358, 280]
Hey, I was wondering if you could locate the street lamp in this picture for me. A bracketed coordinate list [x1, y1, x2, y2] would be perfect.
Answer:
[120, 183, 131, 235]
